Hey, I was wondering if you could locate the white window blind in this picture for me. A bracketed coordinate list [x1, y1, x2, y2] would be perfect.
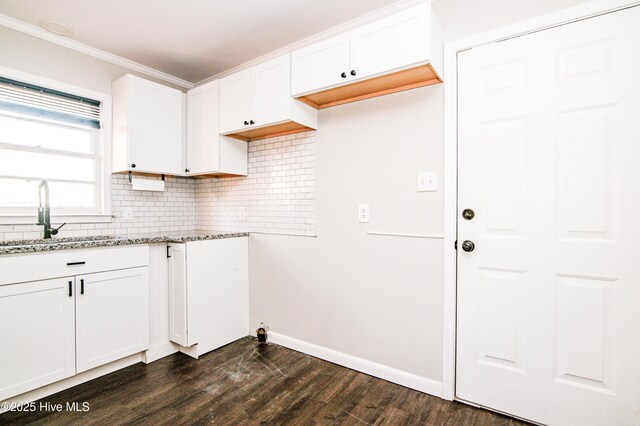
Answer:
[0, 76, 105, 215]
[0, 76, 101, 129]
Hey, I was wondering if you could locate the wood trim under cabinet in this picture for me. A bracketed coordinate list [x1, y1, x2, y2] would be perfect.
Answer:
[296, 63, 442, 110]
[224, 121, 313, 142]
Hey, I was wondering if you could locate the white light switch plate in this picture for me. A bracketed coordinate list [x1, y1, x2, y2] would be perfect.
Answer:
[417, 172, 437, 192]
[358, 204, 370, 223]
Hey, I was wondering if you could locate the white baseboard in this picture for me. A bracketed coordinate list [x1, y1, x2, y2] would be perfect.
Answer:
[142, 342, 180, 364]
[268, 332, 443, 397]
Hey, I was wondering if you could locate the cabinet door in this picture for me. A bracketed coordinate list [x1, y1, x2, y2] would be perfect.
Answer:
[0, 278, 75, 400]
[75, 267, 149, 373]
[350, 3, 430, 80]
[168, 244, 191, 347]
[291, 33, 351, 96]
[186, 237, 249, 354]
[187, 80, 220, 174]
[219, 69, 252, 134]
[252, 55, 291, 127]
[128, 76, 184, 174]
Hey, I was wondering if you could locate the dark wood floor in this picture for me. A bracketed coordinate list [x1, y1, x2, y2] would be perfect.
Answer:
[1, 337, 528, 425]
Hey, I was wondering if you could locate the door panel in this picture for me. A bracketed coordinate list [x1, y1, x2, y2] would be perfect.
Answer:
[219, 69, 252, 134]
[252, 55, 291, 127]
[0, 278, 75, 400]
[291, 33, 350, 95]
[457, 6, 640, 425]
[168, 244, 190, 347]
[350, 3, 429, 80]
[187, 81, 220, 174]
[129, 77, 183, 175]
[75, 267, 149, 373]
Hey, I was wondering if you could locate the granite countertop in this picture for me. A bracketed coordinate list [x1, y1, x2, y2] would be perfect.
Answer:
[0, 231, 249, 255]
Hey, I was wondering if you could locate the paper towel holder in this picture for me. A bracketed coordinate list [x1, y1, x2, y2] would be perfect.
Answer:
[128, 171, 165, 184]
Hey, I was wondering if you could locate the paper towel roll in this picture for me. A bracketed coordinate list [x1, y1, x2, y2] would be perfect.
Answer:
[130, 177, 165, 191]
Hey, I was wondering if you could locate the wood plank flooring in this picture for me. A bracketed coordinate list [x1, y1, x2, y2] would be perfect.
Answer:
[0, 337, 529, 425]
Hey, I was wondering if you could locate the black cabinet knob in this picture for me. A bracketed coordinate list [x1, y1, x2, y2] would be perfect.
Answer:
[131, 163, 136, 168]
[350, 70, 356, 76]
[249, 120, 255, 125]
[244, 120, 249, 125]
[185, 169, 190, 173]
[341, 72, 347, 78]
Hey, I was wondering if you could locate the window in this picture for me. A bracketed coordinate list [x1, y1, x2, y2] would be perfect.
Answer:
[0, 75, 108, 216]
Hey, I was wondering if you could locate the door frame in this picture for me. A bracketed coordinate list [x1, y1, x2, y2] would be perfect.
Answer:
[441, 0, 640, 401]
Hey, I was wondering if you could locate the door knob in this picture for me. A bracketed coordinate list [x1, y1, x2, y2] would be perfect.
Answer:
[249, 120, 255, 125]
[341, 72, 347, 78]
[461, 240, 475, 252]
[244, 120, 249, 125]
[462, 209, 475, 220]
[350, 70, 357, 76]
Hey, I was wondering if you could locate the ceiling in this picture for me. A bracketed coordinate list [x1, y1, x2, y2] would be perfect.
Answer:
[0, 0, 404, 83]
[0, 0, 596, 84]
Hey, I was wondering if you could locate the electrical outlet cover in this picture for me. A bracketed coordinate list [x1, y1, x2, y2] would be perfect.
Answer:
[358, 204, 370, 223]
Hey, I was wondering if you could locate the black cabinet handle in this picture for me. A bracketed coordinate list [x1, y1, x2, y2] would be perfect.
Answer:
[167, 245, 171, 258]
[131, 163, 136, 168]
[185, 169, 190, 173]
[80, 279, 84, 295]
[244, 120, 249, 125]
[67, 261, 85, 266]
[350, 70, 356, 76]
[68, 281, 72, 297]
[341, 72, 347, 78]
[249, 120, 255, 125]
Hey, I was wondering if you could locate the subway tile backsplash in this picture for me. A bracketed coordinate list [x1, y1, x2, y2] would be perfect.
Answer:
[0, 131, 316, 241]
[196, 131, 316, 237]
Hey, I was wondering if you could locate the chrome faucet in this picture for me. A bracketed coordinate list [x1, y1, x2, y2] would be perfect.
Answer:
[37, 180, 65, 239]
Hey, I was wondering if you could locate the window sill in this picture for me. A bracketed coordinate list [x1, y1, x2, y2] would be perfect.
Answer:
[0, 214, 114, 225]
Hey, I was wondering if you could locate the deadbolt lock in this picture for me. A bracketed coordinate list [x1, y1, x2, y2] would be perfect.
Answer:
[462, 209, 475, 220]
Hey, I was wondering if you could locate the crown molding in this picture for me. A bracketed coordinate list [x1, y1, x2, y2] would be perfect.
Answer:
[195, 0, 428, 86]
[0, 13, 194, 89]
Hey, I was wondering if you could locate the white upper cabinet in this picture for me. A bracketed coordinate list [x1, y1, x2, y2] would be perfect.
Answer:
[219, 54, 317, 141]
[187, 80, 247, 176]
[219, 69, 252, 135]
[350, 4, 430, 80]
[291, 3, 442, 109]
[252, 55, 292, 126]
[291, 33, 351, 96]
[112, 74, 185, 175]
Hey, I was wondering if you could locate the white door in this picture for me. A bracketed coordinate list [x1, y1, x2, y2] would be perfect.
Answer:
[252, 54, 291, 127]
[0, 278, 75, 400]
[291, 33, 351, 96]
[75, 267, 149, 373]
[457, 7, 640, 425]
[219, 69, 252, 134]
[349, 3, 429, 81]
[187, 80, 220, 174]
[128, 76, 183, 175]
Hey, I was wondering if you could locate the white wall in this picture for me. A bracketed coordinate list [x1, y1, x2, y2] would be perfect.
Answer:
[432, 0, 594, 42]
[249, 84, 444, 382]
[0, 26, 183, 94]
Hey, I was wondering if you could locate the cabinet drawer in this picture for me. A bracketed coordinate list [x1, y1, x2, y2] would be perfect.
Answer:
[0, 245, 149, 286]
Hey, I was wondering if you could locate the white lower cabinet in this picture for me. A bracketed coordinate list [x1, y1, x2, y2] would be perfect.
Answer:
[0, 277, 76, 401]
[76, 268, 149, 373]
[0, 246, 150, 401]
[168, 237, 249, 358]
